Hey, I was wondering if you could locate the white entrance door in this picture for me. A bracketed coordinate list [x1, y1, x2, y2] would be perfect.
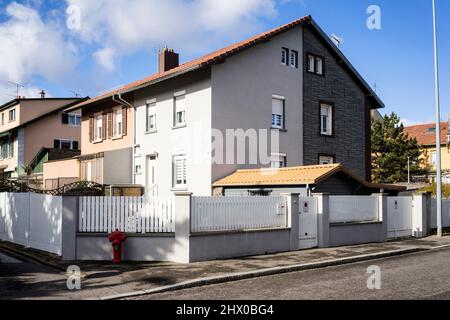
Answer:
[146, 155, 158, 196]
[298, 197, 318, 249]
[86, 162, 92, 182]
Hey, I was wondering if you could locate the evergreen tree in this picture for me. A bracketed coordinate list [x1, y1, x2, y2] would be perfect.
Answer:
[371, 113, 423, 183]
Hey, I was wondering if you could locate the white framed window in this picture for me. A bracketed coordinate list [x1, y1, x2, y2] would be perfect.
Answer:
[0, 140, 13, 159]
[146, 102, 157, 132]
[272, 96, 285, 129]
[94, 114, 103, 141]
[320, 103, 333, 136]
[9, 109, 16, 122]
[308, 55, 315, 72]
[173, 155, 187, 188]
[307, 54, 324, 75]
[56, 139, 77, 150]
[290, 50, 298, 68]
[281, 48, 289, 65]
[68, 114, 81, 126]
[319, 155, 335, 165]
[113, 107, 123, 138]
[431, 151, 437, 166]
[174, 95, 186, 127]
[270, 153, 287, 169]
[316, 56, 323, 75]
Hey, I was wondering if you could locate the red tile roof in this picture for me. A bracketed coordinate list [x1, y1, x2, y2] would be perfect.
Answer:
[75, 16, 312, 109]
[404, 122, 448, 146]
[74, 15, 383, 111]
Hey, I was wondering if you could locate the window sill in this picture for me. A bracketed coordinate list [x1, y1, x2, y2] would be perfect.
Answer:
[307, 71, 325, 77]
[112, 135, 123, 141]
[271, 127, 287, 132]
[172, 124, 187, 130]
[320, 133, 333, 137]
[92, 140, 103, 144]
[171, 187, 188, 192]
[145, 130, 158, 135]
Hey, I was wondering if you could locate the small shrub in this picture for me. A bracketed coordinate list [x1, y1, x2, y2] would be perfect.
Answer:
[419, 183, 450, 198]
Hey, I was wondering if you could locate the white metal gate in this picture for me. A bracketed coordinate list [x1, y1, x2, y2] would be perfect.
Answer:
[298, 197, 318, 249]
[387, 197, 412, 239]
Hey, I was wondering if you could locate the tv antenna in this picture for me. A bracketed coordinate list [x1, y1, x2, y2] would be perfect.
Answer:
[8, 81, 25, 98]
[330, 34, 344, 48]
[70, 90, 81, 98]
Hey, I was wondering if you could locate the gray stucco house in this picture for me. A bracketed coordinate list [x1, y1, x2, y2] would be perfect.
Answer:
[73, 15, 384, 197]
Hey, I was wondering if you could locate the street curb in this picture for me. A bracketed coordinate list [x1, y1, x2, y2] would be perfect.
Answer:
[430, 244, 450, 250]
[98, 247, 426, 300]
[0, 242, 66, 272]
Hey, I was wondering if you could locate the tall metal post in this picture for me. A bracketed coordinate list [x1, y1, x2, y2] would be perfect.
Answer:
[432, 0, 442, 237]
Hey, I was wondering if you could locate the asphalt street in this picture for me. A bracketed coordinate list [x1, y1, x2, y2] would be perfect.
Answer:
[0, 250, 67, 300]
[139, 247, 450, 300]
[2, 246, 450, 300]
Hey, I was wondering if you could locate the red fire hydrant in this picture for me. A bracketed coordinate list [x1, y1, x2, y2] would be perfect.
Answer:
[108, 229, 126, 264]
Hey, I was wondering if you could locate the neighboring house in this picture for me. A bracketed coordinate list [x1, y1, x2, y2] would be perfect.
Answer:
[64, 97, 135, 185]
[404, 121, 450, 183]
[213, 164, 405, 196]
[371, 110, 383, 122]
[0, 95, 87, 181]
[28, 148, 81, 189]
[71, 16, 383, 196]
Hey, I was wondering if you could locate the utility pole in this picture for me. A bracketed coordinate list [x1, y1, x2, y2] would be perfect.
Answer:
[432, 0, 443, 237]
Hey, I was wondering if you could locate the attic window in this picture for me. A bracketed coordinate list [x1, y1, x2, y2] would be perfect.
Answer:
[426, 127, 436, 134]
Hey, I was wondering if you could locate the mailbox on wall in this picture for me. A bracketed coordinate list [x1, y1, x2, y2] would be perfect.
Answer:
[301, 201, 310, 214]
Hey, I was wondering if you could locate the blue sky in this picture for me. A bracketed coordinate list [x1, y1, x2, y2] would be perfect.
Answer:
[0, 0, 448, 126]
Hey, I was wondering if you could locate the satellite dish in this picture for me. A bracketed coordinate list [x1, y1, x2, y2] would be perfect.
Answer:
[331, 34, 344, 48]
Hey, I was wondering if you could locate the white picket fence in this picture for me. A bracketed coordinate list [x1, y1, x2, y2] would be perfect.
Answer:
[78, 196, 175, 233]
[329, 196, 379, 224]
[191, 196, 287, 233]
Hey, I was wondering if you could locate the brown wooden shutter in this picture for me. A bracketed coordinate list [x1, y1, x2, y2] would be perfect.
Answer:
[102, 112, 107, 140]
[107, 111, 113, 139]
[89, 116, 94, 142]
[122, 106, 128, 136]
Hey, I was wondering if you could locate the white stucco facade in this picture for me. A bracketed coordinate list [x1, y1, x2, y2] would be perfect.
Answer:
[133, 26, 304, 197]
[134, 70, 212, 197]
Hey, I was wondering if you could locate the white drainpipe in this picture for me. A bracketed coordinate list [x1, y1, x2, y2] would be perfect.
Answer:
[112, 93, 136, 184]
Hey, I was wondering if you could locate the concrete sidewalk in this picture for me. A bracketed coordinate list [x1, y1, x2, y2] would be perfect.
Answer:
[1, 236, 450, 300]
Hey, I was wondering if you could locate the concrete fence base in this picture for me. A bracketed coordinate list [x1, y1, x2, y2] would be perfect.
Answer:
[0, 191, 436, 264]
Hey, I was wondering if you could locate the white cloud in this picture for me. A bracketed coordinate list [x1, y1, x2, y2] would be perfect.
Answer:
[0, 2, 76, 103]
[93, 47, 116, 72]
[66, 0, 278, 71]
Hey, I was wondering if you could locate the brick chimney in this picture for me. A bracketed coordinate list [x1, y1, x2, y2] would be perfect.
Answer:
[158, 47, 179, 73]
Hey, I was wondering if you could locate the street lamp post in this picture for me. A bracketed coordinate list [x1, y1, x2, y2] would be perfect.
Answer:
[407, 156, 411, 185]
[432, 0, 443, 237]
